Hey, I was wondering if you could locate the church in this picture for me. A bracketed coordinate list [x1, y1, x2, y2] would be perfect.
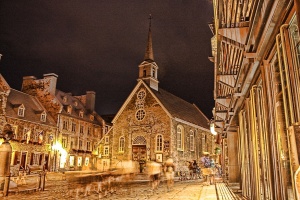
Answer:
[98, 17, 215, 172]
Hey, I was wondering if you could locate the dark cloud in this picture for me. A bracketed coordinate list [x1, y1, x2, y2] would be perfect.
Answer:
[0, 0, 214, 118]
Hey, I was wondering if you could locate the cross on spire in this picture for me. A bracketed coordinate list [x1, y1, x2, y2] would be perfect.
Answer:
[144, 14, 154, 61]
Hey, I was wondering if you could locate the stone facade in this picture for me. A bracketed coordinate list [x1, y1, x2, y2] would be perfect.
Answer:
[21, 73, 105, 171]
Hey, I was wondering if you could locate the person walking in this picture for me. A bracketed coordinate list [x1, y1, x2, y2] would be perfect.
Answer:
[147, 160, 162, 190]
[164, 158, 175, 192]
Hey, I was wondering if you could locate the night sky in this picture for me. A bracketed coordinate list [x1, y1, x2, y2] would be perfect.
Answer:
[0, 0, 214, 119]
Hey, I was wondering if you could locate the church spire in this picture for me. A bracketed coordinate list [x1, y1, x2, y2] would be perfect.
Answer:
[144, 14, 154, 61]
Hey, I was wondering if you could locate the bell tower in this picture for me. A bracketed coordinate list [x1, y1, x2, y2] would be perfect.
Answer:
[138, 14, 159, 91]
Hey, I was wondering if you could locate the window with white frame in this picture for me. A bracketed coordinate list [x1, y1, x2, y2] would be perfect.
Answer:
[23, 128, 30, 141]
[119, 137, 125, 152]
[177, 125, 184, 150]
[40, 111, 47, 122]
[69, 155, 75, 167]
[18, 105, 25, 117]
[190, 130, 195, 151]
[31, 153, 41, 165]
[156, 134, 163, 151]
[104, 146, 109, 155]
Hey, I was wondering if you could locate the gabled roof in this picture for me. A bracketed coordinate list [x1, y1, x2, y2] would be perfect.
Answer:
[112, 80, 209, 130]
[6, 89, 56, 126]
[55, 90, 102, 125]
[151, 88, 210, 129]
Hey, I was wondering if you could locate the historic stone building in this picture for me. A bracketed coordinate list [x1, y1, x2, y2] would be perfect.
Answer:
[98, 18, 214, 172]
[210, 0, 300, 199]
[0, 74, 57, 174]
[21, 73, 105, 171]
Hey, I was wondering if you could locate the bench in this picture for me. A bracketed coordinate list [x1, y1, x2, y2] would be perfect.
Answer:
[216, 182, 240, 200]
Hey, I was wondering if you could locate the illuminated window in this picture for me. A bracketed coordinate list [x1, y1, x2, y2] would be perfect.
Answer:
[190, 130, 195, 151]
[62, 137, 67, 148]
[104, 146, 109, 155]
[18, 105, 25, 117]
[119, 137, 125, 152]
[69, 155, 75, 167]
[40, 111, 47, 122]
[156, 134, 163, 151]
[85, 157, 89, 166]
[90, 115, 94, 121]
[31, 153, 41, 165]
[79, 111, 84, 118]
[63, 96, 67, 103]
[67, 106, 72, 114]
[177, 125, 184, 151]
[77, 157, 82, 166]
[136, 109, 146, 121]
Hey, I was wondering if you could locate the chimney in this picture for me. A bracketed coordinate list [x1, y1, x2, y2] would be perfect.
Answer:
[86, 91, 96, 112]
[43, 73, 58, 95]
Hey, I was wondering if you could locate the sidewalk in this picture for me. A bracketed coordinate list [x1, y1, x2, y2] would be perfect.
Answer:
[199, 184, 217, 200]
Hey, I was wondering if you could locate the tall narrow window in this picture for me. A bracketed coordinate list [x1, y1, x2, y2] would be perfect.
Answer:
[18, 105, 25, 117]
[156, 134, 163, 151]
[190, 130, 195, 151]
[40, 111, 47, 122]
[87, 141, 91, 151]
[62, 137, 67, 148]
[79, 140, 83, 150]
[104, 146, 109, 155]
[177, 125, 184, 150]
[80, 125, 84, 134]
[71, 123, 76, 132]
[63, 120, 68, 130]
[67, 106, 72, 114]
[119, 137, 125, 152]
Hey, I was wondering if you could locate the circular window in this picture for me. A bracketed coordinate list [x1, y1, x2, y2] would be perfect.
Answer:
[136, 109, 146, 121]
[137, 90, 146, 100]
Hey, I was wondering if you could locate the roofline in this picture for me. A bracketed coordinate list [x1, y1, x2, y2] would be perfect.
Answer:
[192, 103, 210, 121]
[174, 117, 210, 132]
[112, 80, 172, 124]
[6, 116, 58, 128]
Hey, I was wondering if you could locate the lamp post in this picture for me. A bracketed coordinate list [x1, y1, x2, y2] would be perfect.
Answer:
[0, 124, 14, 197]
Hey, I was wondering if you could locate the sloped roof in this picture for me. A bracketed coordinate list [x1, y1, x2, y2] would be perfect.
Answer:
[55, 89, 102, 125]
[6, 89, 56, 126]
[151, 87, 210, 129]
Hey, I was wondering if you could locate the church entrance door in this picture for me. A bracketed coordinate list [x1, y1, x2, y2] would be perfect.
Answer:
[132, 145, 146, 162]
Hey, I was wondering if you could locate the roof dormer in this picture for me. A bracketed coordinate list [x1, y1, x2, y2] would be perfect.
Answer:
[18, 104, 25, 117]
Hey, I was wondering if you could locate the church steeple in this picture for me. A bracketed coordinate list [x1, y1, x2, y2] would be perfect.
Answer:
[138, 14, 159, 91]
[144, 14, 154, 61]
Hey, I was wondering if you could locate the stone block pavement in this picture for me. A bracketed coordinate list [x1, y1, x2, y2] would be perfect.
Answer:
[1, 172, 236, 199]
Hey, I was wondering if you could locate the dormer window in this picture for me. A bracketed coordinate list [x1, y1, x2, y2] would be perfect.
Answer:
[18, 105, 25, 117]
[63, 96, 67, 103]
[90, 115, 94, 121]
[40, 111, 47, 122]
[79, 111, 84, 118]
[74, 101, 78, 106]
[67, 105, 72, 114]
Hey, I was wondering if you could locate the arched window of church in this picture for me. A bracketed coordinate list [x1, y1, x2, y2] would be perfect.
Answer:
[177, 125, 184, 151]
[119, 137, 125, 152]
[156, 134, 163, 152]
[190, 130, 195, 151]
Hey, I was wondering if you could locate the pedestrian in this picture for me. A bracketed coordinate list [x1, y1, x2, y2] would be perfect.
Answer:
[147, 160, 162, 190]
[164, 158, 175, 192]
[201, 152, 213, 185]
[192, 160, 198, 179]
